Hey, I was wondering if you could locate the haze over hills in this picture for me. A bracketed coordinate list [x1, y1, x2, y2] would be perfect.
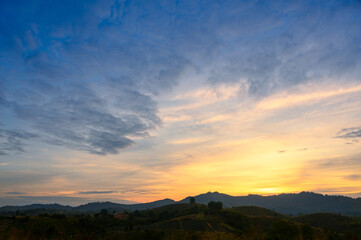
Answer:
[1, 192, 361, 216]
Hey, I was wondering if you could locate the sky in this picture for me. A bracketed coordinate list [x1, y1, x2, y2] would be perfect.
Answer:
[1, 0, 361, 206]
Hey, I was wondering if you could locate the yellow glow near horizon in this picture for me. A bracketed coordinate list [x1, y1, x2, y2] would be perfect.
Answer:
[142, 80, 361, 201]
[2, 80, 361, 203]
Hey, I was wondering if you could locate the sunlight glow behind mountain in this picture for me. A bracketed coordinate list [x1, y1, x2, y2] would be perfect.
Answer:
[1, 0, 361, 205]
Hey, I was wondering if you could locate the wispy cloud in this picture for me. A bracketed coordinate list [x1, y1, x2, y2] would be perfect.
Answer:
[336, 127, 361, 141]
[344, 174, 361, 181]
[0, 129, 37, 155]
[257, 84, 361, 110]
[78, 190, 116, 195]
[0, 0, 361, 202]
[1, 0, 360, 156]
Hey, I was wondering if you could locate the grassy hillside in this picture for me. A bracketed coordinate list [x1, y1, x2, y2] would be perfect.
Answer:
[1, 203, 361, 239]
[229, 206, 286, 218]
[295, 213, 361, 235]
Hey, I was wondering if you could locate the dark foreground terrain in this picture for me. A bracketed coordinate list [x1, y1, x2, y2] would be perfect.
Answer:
[1, 203, 361, 240]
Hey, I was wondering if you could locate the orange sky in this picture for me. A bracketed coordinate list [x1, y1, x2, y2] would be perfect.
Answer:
[3, 80, 361, 205]
[1, 0, 361, 206]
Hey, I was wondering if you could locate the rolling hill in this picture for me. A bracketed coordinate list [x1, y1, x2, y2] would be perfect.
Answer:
[180, 191, 361, 216]
[1, 191, 361, 216]
[1, 202, 361, 239]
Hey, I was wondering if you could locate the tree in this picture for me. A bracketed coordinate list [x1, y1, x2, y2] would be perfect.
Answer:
[190, 197, 196, 204]
[208, 201, 223, 212]
[100, 209, 108, 217]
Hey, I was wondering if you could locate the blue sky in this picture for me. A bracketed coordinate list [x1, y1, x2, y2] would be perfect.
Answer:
[1, 0, 361, 206]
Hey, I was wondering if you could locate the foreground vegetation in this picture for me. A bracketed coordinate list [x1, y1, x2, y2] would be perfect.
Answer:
[1, 202, 361, 240]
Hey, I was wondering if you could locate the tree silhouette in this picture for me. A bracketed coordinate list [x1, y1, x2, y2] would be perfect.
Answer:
[190, 197, 196, 204]
[208, 201, 223, 212]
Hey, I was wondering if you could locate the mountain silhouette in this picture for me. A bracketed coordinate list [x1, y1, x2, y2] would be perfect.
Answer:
[1, 192, 361, 216]
[179, 191, 361, 216]
[74, 198, 175, 212]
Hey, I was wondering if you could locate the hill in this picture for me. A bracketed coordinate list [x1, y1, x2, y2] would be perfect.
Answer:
[1, 192, 361, 216]
[0, 199, 176, 215]
[2, 203, 360, 239]
[180, 191, 361, 216]
[295, 213, 361, 235]
[134, 203, 361, 239]
[229, 206, 285, 218]
[0, 203, 72, 212]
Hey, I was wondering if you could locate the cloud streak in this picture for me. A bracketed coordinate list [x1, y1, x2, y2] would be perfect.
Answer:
[78, 191, 116, 195]
[336, 127, 361, 140]
[5, 192, 26, 195]
[1, 0, 361, 156]
[344, 175, 361, 181]
[0, 129, 37, 155]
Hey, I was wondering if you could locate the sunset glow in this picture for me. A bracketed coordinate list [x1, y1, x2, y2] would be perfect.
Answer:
[1, 0, 361, 206]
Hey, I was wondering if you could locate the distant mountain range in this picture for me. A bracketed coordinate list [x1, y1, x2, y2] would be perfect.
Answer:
[180, 191, 361, 216]
[0, 198, 175, 214]
[1, 192, 361, 216]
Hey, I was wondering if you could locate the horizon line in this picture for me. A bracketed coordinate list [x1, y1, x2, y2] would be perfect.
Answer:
[1, 190, 360, 208]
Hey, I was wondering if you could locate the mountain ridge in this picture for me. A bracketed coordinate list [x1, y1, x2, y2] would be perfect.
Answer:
[1, 191, 361, 216]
